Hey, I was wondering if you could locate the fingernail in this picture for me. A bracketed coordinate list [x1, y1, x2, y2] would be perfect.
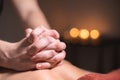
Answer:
[36, 64, 42, 69]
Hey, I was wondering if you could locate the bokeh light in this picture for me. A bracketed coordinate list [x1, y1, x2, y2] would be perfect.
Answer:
[69, 28, 79, 38]
[79, 29, 89, 39]
[90, 29, 100, 39]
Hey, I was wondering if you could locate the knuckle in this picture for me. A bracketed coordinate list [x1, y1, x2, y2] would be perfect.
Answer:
[62, 50, 66, 57]
[54, 41, 64, 51]
[61, 42, 66, 49]
[52, 30, 60, 38]
[50, 50, 56, 54]
[52, 29, 59, 34]
[31, 30, 37, 36]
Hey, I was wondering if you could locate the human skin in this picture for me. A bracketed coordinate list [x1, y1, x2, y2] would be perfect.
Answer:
[0, 0, 67, 71]
[7, 0, 66, 70]
[0, 0, 66, 71]
[11, 0, 50, 29]
[0, 60, 91, 80]
[0, 27, 66, 71]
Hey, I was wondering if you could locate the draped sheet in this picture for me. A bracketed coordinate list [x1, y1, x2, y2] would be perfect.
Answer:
[78, 69, 120, 80]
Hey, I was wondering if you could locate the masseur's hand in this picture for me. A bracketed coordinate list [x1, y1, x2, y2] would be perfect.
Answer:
[27, 27, 66, 70]
[27, 27, 66, 69]
[0, 27, 66, 71]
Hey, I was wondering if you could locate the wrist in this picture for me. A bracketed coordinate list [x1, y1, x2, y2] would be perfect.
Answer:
[0, 50, 5, 67]
[0, 40, 7, 67]
[0, 40, 16, 67]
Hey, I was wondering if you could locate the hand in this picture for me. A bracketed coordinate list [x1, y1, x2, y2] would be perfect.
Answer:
[1, 27, 66, 71]
[27, 27, 66, 69]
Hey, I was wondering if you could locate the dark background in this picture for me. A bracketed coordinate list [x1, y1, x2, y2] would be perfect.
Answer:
[0, 0, 120, 73]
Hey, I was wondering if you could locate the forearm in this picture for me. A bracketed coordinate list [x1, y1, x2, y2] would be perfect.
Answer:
[0, 40, 11, 67]
[11, 0, 50, 29]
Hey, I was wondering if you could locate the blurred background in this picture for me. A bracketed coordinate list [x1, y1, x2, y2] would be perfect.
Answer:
[0, 0, 120, 73]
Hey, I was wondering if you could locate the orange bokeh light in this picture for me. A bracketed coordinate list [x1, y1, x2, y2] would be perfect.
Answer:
[69, 28, 79, 38]
[79, 29, 89, 39]
[90, 29, 100, 39]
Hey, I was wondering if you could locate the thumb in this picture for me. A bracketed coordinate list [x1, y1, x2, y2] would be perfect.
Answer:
[25, 28, 33, 37]
[25, 28, 33, 43]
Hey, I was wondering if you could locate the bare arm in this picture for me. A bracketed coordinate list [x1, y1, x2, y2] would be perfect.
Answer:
[11, 0, 50, 29]
[0, 0, 65, 70]
[0, 40, 13, 67]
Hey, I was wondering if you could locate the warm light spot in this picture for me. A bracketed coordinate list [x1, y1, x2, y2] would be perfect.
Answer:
[90, 29, 100, 39]
[69, 28, 79, 38]
[79, 29, 89, 39]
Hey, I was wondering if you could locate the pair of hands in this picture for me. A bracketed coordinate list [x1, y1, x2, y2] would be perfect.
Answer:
[2, 26, 66, 71]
